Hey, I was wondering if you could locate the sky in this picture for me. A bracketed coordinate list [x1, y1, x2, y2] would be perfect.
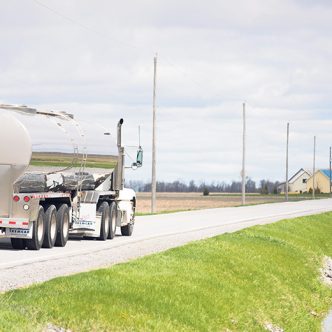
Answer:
[0, 0, 331, 184]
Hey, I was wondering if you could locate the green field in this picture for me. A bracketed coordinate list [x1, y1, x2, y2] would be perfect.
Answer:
[30, 152, 117, 169]
[0, 213, 332, 331]
[136, 192, 331, 213]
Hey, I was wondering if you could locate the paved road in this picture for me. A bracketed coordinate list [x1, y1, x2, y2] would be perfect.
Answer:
[0, 199, 331, 292]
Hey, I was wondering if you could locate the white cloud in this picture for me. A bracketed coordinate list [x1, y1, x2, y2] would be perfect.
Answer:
[1, 0, 332, 184]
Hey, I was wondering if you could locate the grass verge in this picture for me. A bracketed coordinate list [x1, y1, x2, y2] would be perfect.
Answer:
[1, 213, 332, 331]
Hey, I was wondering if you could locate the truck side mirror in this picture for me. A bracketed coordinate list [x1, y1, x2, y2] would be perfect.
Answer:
[136, 148, 143, 167]
[130, 148, 143, 170]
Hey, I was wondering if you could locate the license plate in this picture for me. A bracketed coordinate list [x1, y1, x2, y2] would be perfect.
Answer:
[73, 220, 96, 231]
[7, 228, 31, 237]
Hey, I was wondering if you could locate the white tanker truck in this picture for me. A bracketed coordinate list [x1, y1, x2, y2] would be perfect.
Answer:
[0, 104, 143, 250]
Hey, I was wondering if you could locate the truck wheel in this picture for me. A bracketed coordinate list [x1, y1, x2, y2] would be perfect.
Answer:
[98, 202, 110, 241]
[26, 206, 45, 250]
[43, 205, 57, 248]
[108, 202, 117, 239]
[55, 204, 70, 247]
[121, 223, 134, 236]
[11, 238, 26, 250]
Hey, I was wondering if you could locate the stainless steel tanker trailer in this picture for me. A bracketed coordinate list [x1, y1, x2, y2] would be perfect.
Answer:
[0, 104, 143, 250]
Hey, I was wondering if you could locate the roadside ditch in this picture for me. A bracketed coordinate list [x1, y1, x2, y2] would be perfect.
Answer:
[322, 256, 332, 332]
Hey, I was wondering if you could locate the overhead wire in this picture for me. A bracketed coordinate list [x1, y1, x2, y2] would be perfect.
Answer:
[30, 0, 233, 106]
[32, 0, 148, 54]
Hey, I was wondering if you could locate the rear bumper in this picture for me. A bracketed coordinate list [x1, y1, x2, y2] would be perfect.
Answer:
[0, 218, 32, 239]
[0, 217, 29, 228]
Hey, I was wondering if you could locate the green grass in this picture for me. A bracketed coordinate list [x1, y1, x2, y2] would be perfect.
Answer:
[1, 213, 332, 331]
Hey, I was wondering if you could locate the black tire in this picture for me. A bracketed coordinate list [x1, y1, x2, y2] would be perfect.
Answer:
[42, 205, 57, 248]
[26, 206, 45, 250]
[121, 223, 134, 236]
[108, 202, 117, 239]
[11, 238, 26, 250]
[55, 204, 70, 247]
[98, 202, 110, 241]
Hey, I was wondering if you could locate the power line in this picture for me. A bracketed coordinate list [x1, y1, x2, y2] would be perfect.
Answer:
[151, 55, 157, 213]
[31, 0, 142, 53]
[312, 136, 316, 199]
[241, 102, 246, 205]
[31, 0, 231, 106]
[285, 122, 289, 201]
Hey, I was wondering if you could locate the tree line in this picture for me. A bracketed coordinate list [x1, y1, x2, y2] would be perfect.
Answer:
[126, 179, 281, 194]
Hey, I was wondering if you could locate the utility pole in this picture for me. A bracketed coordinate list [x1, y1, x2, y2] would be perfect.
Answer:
[151, 54, 157, 213]
[138, 125, 141, 147]
[241, 103, 246, 205]
[285, 123, 289, 201]
[312, 136, 316, 199]
[329, 146, 331, 196]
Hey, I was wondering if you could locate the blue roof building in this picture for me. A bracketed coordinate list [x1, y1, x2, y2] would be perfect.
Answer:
[306, 169, 332, 193]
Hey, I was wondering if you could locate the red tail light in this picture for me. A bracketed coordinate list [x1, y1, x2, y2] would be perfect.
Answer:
[13, 195, 20, 202]
[24, 196, 30, 202]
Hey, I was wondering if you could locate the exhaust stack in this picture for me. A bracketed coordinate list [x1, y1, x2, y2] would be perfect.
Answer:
[114, 119, 125, 192]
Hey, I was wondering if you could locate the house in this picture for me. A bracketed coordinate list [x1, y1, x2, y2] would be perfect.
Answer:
[306, 169, 332, 193]
[289, 168, 312, 193]
[278, 168, 312, 193]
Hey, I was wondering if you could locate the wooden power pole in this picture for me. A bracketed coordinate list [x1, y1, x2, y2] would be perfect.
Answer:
[151, 54, 157, 213]
[285, 123, 289, 201]
[330, 147, 332, 196]
[241, 103, 246, 205]
[312, 136, 316, 199]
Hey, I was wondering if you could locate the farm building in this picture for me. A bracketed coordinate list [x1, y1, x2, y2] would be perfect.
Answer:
[306, 169, 332, 193]
[289, 168, 311, 193]
[278, 168, 311, 193]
